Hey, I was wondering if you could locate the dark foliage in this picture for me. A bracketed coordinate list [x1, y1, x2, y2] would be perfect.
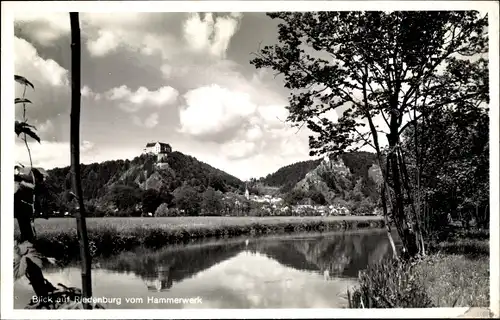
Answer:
[259, 159, 322, 190]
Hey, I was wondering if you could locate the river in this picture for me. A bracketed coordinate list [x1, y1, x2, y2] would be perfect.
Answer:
[14, 229, 398, 309]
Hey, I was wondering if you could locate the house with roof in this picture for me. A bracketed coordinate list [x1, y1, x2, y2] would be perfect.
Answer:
[144, 142, 172, 154]
[143, 141, 172, 161]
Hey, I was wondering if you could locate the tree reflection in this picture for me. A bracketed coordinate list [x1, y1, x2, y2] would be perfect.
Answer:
[101, 230, 398, 290]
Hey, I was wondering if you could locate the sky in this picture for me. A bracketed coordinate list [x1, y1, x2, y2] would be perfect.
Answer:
[12, 10, 490, 181]
[13, 12, 326, 181]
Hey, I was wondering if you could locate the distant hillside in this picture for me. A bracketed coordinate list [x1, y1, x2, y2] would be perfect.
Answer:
[258, 159, 323, 192]
[259, 152, 379, 194]
[256, 152, 382, 213]
[42, 151, 244, 215]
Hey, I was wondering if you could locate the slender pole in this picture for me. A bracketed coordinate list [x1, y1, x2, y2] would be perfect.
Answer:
[70, 12, 93, 309]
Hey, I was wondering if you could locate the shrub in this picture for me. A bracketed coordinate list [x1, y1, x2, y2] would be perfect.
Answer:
[347, 258, 434, 308]
[155, 203, 175, 217]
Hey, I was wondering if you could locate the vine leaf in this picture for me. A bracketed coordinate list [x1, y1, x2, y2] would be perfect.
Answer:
[15, 98, 33, 104]
[15, 75, 35, 90]
[15, 121, 41, 143]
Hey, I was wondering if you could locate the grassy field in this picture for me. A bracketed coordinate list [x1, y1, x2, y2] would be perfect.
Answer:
[416, 230, 490, 307]
[16, 216, 384, 262]
[412, 253, 489, 307]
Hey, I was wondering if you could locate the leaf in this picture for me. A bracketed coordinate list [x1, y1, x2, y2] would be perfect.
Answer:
[16, 125, 41, 143]
[14, 241, 46, 279]
[15, 98, 32, 104]
[14, 256, 26, 279]
[17, 241, 35, 256]
[15, 121, 37, 135]
[15, 75, 34, 90]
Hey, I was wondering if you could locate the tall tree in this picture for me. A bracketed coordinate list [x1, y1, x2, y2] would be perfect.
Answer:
[201, 187, 224, 215]
[251, 11, 488, 258]
[401, 103, 489, 233]
[173, 184, 202, 216]
[70, 12, 93, 308]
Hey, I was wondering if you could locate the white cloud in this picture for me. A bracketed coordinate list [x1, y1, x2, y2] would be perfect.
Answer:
[14, 12, 242, 60]
[14, 12, 70, 46]
[86, 29, 121, 57]
[183, 13, 242, 59]
[14, 36, 70, 125]
[179, 84, 257, 136]
[81, 85, 101, 100]
[105, 85, 179, 113]
[81, 86, 92, 97]
[183, 13, 214, 52]
[15, 37, 68, 87]
[81, 13, 181, 59]
[177, 80, 315, 175]
[106, 85, 130, 100]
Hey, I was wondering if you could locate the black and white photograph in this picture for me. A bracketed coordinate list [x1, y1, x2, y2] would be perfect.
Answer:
[1, 1, 499, 318]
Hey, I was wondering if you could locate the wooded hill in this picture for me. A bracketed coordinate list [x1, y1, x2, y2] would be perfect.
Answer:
[258, 152, 380, 195]
[253, 152, 382, 214]
[41, 152, 244, 216]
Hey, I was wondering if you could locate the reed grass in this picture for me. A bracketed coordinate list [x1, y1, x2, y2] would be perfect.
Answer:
[347, 257, 434, 308]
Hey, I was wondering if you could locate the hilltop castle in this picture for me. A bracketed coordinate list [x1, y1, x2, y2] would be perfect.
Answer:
[143, 141, 172, 161]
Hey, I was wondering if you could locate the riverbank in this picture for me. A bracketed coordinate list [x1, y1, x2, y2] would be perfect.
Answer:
[348, 228, 490, 308]
[15, 216, 385, 262]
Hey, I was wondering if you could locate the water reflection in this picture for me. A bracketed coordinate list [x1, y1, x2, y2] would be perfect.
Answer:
[145, 265, 174, 292]
[14, 229, 397, 309]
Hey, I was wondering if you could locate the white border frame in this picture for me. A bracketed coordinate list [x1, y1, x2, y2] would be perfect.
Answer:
[1, 1, 498, 319]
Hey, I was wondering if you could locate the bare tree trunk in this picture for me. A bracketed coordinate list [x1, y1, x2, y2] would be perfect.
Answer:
[397, 147, 425, 256]
[483, 204, 489, 229]
[381, 183, 398, 259]
[70, 12, 93, 309]
[388, 139, 418, 258]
